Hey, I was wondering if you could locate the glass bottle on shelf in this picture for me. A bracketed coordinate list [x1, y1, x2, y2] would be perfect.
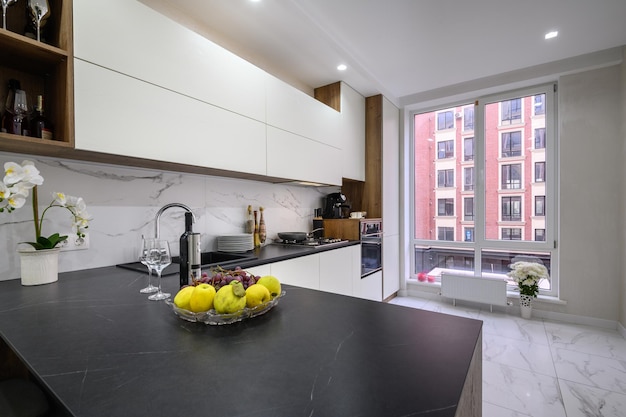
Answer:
[30, 95, 53, 140]
[1, 79, 20, 134]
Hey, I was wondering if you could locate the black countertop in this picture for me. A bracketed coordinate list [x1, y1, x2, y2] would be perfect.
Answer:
[0, 266, 482, 417]
[117, 241, 361, 276]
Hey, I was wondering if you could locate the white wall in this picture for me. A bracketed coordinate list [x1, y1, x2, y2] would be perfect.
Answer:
[621, 49, 626, 330]
[0, 153, 337, 281]
[554, 64, 623, 321]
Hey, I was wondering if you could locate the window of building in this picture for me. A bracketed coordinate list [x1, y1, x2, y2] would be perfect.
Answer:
[534, 94, 545, 115]
[535, 161, 545, 182]
[535, 229, 546, 241]
[437, 227, 454, 241]
[501, 98, 522, 124]
[535, 196, 545, 216]
[535, 128, 546, 149]
[437, 140, 454, 159]
[501, 131, 522, 157]
[501, 228, 522, 240]
[437, 111, 454, 130]
[437, 169, 454, 187]
[464, 167, 474, 191]
[501, 164, 522, 189]
[464, 197, 474, 221]
[411, 84, 557, 295]
[463, 107, 474, 131]
[502, 196, 522, 221]
[437, 198, 454, 216]
[464, 137, 474, 161]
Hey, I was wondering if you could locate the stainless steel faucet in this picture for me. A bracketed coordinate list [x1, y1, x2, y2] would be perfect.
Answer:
[154, 203, 196, 238]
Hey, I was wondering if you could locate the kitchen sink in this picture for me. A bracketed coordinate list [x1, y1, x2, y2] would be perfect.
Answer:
[116, 251, 256, 276]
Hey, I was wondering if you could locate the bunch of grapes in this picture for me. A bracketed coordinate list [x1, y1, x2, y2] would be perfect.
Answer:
[196, 266, 260, 291]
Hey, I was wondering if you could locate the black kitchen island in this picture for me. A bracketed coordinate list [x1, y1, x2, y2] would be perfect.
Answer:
[0, 267, 482, 417]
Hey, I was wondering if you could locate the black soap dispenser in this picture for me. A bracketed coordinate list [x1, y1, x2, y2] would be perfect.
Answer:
[179, 212, 194, 288]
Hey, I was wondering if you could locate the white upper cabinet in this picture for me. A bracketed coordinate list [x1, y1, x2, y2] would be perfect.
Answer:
[73, 0, 266, 122]
[266, 76, 341, 147]
[74, 60, 267, 176]
[339, 83, 366, 181]
[266, 126, 342, 186]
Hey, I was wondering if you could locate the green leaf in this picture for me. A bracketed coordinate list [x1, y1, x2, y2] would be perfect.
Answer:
[24, 234, 68, 250]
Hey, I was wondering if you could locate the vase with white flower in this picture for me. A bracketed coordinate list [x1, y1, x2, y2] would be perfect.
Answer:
[0, 160, 91, 285]
[506, 261, 549, 318]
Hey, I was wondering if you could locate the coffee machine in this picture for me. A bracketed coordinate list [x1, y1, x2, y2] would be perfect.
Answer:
[322, 192, 350, 219]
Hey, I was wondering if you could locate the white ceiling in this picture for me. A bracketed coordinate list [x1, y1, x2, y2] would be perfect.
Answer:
[140, 0, 626, 106]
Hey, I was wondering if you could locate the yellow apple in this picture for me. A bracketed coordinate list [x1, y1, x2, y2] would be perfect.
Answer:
[245, 284, 271, 308]
[173, 285, 196, 310]
[189, 283, 216, 313]
[257, 275, 281, 298]
[214, 282, 247, 314]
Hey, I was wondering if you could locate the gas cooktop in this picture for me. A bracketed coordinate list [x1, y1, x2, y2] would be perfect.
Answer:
[273, 238, 348, 249]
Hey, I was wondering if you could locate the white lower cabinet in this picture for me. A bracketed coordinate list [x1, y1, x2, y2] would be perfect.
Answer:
[245, 245, 362, 297]
[269, 255, 320, 291]
[319, 245, 359, 296]
[355, 271, 383, 302]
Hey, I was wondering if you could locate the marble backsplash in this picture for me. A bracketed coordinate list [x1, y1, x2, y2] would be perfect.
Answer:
[0, 152, 338, 281]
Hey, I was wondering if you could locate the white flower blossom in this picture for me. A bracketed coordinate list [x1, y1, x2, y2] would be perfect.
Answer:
[506, 261, 549, 297]
[2, 161, 92, 249]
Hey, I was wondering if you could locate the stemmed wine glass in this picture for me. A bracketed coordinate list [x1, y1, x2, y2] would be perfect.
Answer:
[1, 0, 17, 30]
[138, 237, 158, 294]
[146, 239, 171, 301]
[27, 0, 49, 42]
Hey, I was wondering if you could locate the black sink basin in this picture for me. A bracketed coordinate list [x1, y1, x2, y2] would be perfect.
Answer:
[116, 251, 256, 276]
[171, 251, 255, 266]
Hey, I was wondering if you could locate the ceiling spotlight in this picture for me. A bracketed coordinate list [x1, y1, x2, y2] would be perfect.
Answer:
[544, 31, 558, 40]
[337, 64, 347, 71]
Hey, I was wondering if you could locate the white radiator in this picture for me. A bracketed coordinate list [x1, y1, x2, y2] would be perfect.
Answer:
[441, 273, 508, 310]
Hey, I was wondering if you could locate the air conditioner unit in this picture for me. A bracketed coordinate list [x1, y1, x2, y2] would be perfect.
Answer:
[455, 112, 462, 118]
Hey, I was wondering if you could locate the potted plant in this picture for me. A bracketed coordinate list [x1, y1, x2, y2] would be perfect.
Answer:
[0, 160, 91, 285]
[506, 261, 549, 319]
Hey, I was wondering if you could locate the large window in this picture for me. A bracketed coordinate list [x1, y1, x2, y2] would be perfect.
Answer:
[412, 84, 557, 295]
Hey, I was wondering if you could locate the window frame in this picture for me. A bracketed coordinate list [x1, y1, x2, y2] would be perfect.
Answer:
[408, 83, 559, 297]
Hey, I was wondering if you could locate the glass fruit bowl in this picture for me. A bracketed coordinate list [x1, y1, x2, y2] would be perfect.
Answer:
[165, 291, 285, 325]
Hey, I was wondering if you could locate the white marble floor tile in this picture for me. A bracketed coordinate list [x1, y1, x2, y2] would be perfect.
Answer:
[553, 348, 626, 394]
[483, 332, 556, 377]
[418, 299, 483, 319]
[545, 321, 626, 361]
[560, 379, 626, 417]
[483, 401, 532, 417]
[483, 361, 566, 417]
[387, 296, 430, 310]
[479, 310, 550, 346]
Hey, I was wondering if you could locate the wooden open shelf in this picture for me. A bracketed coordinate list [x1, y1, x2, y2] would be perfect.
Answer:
[0, 0, 73, 149]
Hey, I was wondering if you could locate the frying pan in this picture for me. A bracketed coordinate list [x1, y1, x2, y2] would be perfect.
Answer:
[277, 232, 309, 242]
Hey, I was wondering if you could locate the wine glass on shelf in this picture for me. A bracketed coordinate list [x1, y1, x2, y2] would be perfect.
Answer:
[27, 0, 49, 42]
[138, 237, 158, 294]
[1, 0, 17, 30]
[147, 239, 172, 301]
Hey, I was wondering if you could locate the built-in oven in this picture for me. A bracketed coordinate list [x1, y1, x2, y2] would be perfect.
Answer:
[360, 219, 382, 277]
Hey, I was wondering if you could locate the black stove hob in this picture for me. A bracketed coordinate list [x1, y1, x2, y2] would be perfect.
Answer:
[277, 237, 345, 247]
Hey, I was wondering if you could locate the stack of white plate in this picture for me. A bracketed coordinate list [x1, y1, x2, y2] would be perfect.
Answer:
[217, 234, 254, 253]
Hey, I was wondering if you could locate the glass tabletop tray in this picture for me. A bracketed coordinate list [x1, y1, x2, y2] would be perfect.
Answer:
[165, 291, 285, 325]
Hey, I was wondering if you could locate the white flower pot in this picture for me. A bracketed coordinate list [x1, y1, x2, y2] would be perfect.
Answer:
[18, 248, 60, 286]
[519, 294, 533, 319]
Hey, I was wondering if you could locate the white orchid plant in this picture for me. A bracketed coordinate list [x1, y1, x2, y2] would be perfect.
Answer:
[0, 160, 91, 250]
[506, 261, 549, 297]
